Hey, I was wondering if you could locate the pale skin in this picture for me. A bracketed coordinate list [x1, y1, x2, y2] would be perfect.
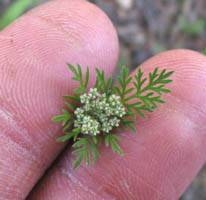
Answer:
[0, 0, 206, 199]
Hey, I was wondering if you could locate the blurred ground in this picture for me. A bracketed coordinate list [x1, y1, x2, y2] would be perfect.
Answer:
[90, 0, 206, 69]
[0, 0, 206, 199]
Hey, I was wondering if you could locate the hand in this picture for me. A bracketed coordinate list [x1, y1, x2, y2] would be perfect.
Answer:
[0, 1, 205, 199]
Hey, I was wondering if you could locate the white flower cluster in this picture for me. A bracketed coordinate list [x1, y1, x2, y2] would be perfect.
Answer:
[74, 88, 126, 136]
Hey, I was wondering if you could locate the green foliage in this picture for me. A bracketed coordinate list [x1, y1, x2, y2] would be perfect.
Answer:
[94, 68, 113, 94]
[57, 128, 81, 143]
[114, 65, 134, 103]
[133, 67, 173, 115]
[203, 48, 206, 55]
[52, 109, 71, 126]
[121, 118, 136, 132]
[105, 134, 124, 155]
[115, 65, 173, 120]
[52, 64, 173, 168]
[0, 0, 39, 30]
[68, 64, 89, 95]
[72, 136, 100, 169]
[179, 17, 205, 37]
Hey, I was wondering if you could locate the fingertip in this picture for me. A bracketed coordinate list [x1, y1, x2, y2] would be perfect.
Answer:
[140, 49, 206, 111]
[1, 0, 119, 74]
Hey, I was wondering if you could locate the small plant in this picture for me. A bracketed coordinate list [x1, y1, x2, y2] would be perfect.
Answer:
[52, 64, 173, 168]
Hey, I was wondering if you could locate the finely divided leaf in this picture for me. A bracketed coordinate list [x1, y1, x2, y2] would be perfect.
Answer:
[134, 67, 173, 114]
[57, 128, 81, 142]
[72, 136, 100, 168]
[115, 65, 135, 103]
[63, 95, 80, 102]
[95, 68, 113, 94]
[105, 134, 124, 155]
[52, 109, 71, 126]
[121, 119, 137, 132]
[68, 64, 90, 95]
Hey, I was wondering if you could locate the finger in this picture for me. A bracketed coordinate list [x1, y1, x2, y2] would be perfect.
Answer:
[29, 49, 206, 200]
[0, 0, 119, 199]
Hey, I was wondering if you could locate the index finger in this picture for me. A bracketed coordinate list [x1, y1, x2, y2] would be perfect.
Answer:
[0, 0, 119, 199]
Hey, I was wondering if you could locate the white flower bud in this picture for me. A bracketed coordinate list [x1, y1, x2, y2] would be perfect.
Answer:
[74, 88, 126, 136]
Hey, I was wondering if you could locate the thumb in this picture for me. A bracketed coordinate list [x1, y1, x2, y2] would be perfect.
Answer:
[29, 50, 206, 200]
[0, 0, 119, 199]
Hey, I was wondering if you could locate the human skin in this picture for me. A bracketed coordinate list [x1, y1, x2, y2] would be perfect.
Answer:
[0, 0, 206, 199]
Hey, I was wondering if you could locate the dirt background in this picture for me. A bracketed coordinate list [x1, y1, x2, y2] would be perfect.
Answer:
[0, 0, 206, 199]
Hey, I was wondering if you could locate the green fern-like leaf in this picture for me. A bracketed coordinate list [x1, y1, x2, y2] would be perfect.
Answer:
[68, 64, 89, 95]
[105, 134, 124, 155]
[72, 136, 100, 169]
[133, 67, 173, 116]
[52, 109, 71, 126]
[114, 65, 135, 104]
[94, 68, 113, 94]
[57, 127, 81, 142]
[121, 118, 137, 132]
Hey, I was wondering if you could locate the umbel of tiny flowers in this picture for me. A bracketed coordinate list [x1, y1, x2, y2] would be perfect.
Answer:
[74, 88, 126, 135]
[52, 64, 174, 168]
